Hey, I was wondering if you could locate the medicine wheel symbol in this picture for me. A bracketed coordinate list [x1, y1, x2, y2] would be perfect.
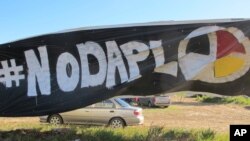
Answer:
[178, 26, 250, 83]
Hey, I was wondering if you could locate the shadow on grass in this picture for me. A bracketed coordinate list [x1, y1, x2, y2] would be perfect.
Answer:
[244, 106, 250, 110]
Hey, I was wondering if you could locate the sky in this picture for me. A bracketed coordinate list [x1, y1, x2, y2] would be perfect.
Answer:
[0, 0, 250, 44]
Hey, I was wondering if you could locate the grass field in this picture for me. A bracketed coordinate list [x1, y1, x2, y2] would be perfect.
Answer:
[0, 124, 228, 141]
[0, 95, 249, 141]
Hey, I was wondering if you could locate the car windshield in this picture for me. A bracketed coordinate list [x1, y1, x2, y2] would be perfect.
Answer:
[115, 98, 131, 107]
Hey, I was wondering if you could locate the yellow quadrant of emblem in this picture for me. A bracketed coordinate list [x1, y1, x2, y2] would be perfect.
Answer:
[214, 56, 245, 78]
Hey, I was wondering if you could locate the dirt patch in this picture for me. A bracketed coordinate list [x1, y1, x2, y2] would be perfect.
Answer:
[143, 96, 250, 132]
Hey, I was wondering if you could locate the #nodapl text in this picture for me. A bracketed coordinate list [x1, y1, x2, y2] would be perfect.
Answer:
[24, 40, 165, 97]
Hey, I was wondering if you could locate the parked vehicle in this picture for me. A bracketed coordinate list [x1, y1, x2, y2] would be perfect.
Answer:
[121, 97, 139, 105]
[138, 95, 171, 108]
[40, 98, 144, 128]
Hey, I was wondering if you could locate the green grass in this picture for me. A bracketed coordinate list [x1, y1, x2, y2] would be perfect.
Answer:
[0, 124, 228, 141]
[196, 95, 250, 106]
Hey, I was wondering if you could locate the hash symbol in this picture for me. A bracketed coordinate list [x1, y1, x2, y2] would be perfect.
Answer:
[0, 59, 25, 87]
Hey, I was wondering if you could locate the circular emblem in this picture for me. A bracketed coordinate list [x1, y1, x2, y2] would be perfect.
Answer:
[178, 26, 250, 83]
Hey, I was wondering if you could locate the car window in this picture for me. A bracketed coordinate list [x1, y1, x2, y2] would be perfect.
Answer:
[94, 100, 115, 108]
[115, 98, 131, 107]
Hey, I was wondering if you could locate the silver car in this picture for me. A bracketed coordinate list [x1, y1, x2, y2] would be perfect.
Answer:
[40, 98, 144, 128]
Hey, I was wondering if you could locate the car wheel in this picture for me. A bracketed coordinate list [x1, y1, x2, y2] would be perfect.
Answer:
[148, 101, 152, 107]
[49, 114, 63, 125]
[109, 118, 125, 128]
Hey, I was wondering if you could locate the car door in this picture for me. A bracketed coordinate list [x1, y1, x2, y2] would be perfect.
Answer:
[90, 100, 116, 125]
[61, 104, 94, 124]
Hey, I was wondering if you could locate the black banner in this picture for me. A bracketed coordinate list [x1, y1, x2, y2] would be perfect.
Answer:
[1, 19, 250, 116]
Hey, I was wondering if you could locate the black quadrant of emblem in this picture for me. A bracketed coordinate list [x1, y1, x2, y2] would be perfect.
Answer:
[186, 34, 210, 55]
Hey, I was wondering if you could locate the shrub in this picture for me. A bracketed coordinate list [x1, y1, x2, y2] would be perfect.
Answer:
[196, 95, 250, 106]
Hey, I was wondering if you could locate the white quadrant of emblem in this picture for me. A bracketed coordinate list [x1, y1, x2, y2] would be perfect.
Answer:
[178, 31, 217, 81]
